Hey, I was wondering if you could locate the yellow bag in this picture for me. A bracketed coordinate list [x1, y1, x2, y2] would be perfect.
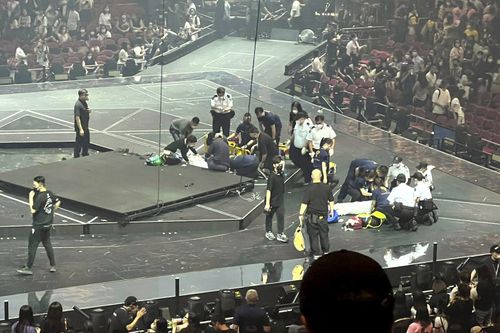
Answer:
[293, 225, 305, 252]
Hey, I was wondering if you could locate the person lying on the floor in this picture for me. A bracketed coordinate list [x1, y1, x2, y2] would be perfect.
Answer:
[205, 132, 230, 172]
[162, 135, 198, 165]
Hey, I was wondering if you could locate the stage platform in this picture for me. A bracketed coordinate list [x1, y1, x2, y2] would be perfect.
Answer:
[0, 151, 254, 223]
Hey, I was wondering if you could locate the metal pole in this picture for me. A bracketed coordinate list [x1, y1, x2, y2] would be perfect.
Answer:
[432, 242, 438, 277]
[4, 300, 8, 321]
[175, 277, 180, 316]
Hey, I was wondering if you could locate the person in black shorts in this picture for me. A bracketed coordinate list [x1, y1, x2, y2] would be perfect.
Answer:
[74, 88, 91, 158]
[299, 169, 335, 260]
[17, 176, 61, 275]
[264, 156, 287, 243]
[109, 296, 147, 333]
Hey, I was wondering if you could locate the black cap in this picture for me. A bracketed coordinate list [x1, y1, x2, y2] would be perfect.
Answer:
[416, 162, 428, 170]
[396, 174, 406, 183]
[393, 156, 402, 163]
[124, 296, 138, 306]
[490, 244, 500, 254]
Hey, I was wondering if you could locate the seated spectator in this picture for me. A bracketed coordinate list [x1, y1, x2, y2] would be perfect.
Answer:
[82, 51, 98, 75]
[15, 43, 27, 66]
[233, 290, 271, 333]
[98, 5, 112, 31]
[210, 314, 236, 333]
[109, 296, 146, 333]
[97, 25, 112, 41]
[118, 42, 129, 66]
[429, 278, 449, 314]
[122, 58, 139, 77]
[76, 27, 89, 42]
[40, 302, 69, 333]
[393, 289, 411, 320]
[205, 132, 230, 172]
[11, 305, 37, 333]
[172, 312, 202, 333]
[406, 308, 432, 333]
[14, 63, 32, 84]
[410, 291, 432, 319]
[300, 250, 394, 333]
[57, 25, 72, 43]
[130, 13, 145, 33]
[182, 15, 199, 41]
[115, 13, 131, 34]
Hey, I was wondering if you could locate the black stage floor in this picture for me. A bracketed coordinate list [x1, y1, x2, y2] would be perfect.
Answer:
[0, 151, 254, 221]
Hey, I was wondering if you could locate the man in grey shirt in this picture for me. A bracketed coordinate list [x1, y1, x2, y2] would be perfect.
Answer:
[170, 117, 199, 141]
[206, 132, 230, 172]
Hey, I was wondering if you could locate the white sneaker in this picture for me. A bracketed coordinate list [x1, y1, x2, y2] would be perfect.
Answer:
[265, 231, 275, 240]
[276, 233, 288, 243]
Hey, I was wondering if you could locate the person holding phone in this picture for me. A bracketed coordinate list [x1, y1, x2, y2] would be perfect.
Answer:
[17, 176, 61, 275]
[109, 296, 147, 333]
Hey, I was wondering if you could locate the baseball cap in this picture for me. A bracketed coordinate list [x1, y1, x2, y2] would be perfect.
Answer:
[396, 174, 406, 183]
[490, 244, 500, 254]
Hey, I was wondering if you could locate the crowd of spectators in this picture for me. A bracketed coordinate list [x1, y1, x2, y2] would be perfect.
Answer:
[0, 0, 204, 82]
[306, 0, 500, 150]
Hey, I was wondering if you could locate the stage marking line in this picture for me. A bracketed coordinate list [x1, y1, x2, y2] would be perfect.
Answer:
[440, 216, 500, 226]
[0, 193, 87, 225]
[103, 108, 145, 132]
[0, 110, 25, 125]
[434, 198, 500, 207]
[203, 52, 274, 72]
[58, 207, 86, 217]
[195, 204, 242, 219]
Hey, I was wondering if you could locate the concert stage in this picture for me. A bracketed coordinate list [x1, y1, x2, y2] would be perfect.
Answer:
[0, 151, 254, 222]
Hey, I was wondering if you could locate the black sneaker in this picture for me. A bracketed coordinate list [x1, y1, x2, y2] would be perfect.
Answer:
[17, 266, 33, 275]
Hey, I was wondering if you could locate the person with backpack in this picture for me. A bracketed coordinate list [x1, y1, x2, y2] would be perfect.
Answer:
[432, 79, 451, 115]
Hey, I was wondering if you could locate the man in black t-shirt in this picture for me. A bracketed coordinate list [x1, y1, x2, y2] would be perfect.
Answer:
[162, 135, 198, 164]
[74, 88, 91, 158]
[264, 156, 287, 243]
[17, 176, 61, 275]
[249, 127, 279, 173]
[299, 169, 334, 259]
[109, 296, 147, 333]
[229, 113, 257, 149]
[255, 107, 282, 145]
[233, 290, 271, 333]
[211, 314, 236, 333]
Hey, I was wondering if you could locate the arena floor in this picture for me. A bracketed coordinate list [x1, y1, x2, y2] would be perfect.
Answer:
[0, 38, 498, 317]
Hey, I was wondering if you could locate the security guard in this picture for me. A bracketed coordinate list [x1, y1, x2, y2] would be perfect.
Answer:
[299, 169, 335, 260]
[387, 174, 417, 231]
[413, 172, 436, 224]
[210, 87, 234, 137]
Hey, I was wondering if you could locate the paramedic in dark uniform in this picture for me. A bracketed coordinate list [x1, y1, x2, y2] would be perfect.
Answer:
[74, 88, 91, 158]
[372, 179, 397, 228]
[337, 158, 377, 202]
[255, 107, 282, 145]
[387, 174, 417, 231]
[228, 112, 257, 150]
[109, 296, 146, 333]
[299, 169, 335, 260]
[210, 87, 234, 137]
[249, 127, 279, 175]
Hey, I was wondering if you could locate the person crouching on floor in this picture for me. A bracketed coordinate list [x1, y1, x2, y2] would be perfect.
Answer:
[387, 174, 418, 231]
[205, 132, 230, 172]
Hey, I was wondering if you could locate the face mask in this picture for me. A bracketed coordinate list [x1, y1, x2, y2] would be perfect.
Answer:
[292, 108, 298, 114]
[316, 124, 324, 129]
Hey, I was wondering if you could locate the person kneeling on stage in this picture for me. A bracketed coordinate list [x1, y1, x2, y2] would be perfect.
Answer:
[205, 132, 230, 172]
[349, 168, 375, 202]
[387, 174, 417, 231]
[413, 172, 437, 225]
[371, 178, 398, 228]
[228, 112, 257, 151]
[162, 135, 198, 165]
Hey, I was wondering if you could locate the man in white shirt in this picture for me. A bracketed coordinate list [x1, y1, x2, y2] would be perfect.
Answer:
[307, 115, 336, 155]
[210, 87, 234, 137]
[413, 172, 437, 225]
[387, 156, 410, 189]
[290, 112, 314, 184]
[387, 174, 417, 231]
[346, 34, 362, 66]
[425, 66, 438, 90]
[311, 50, 324, 81]
[432, 79, 451, 115]
[15, 45, 27, 66]
[288, 0, 303, 29]
[67, 8, 80, 37]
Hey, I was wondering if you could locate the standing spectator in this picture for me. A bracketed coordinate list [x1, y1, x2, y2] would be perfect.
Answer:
[429, 279, 450, 315]
[15, 43, 27, 67]
[233, 290, 271, 333]
[471, 265, 496, 326]
[115, 13, 131, 34]
[18, 8, 31, 40]
[211, 315, 235, 333]
[412, 73, 429, 107]
[40, 302, 69, 333]
[187, 8, 200, 40]
[66, 6, 80, 38]
[249, 127, 279, 175]
[449, 39, 464, 69]
[425, 66, 438, 90]
[346, 34, 363, 67]
[451, 90, 465, 125]
[11, 305, 37, 333]
[432, 79, 451, 115]
[98, 5, 112, 30]
[445, 284, 474, 331]
[74, 88, 91, 158]
[264, 155, 287, 242]
[210, 87, 234, 137]
[182, 14, 199, 41]
[78, 0, 93, 25]
[299, 169, 334, 259]
[410, 291, 432, 318]
[310, 50, 324, 81]
[288, 0, 303, 29]
[34, 38, 49, 78]
[255, 107, 282, 145]
[290, 111, 313, 184]
[450, 270, 472, 304]
[215, 0, 230, 38]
